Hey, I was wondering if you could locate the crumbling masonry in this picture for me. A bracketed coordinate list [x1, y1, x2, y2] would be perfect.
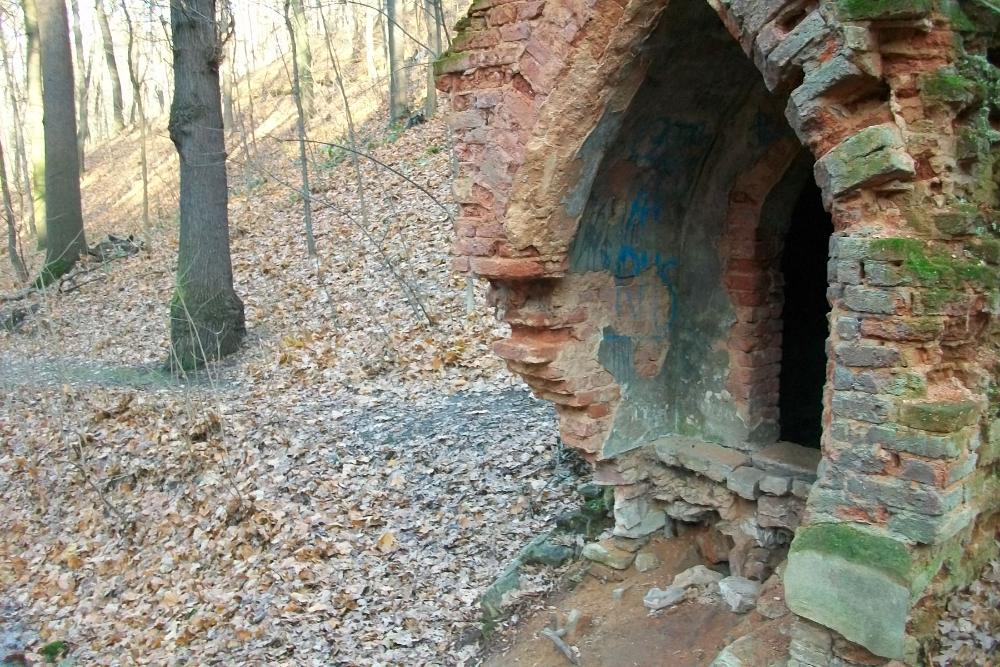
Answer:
[437, 0, 999, 663]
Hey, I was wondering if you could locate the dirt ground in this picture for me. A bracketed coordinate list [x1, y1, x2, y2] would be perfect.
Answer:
[483, 535, 787, 667]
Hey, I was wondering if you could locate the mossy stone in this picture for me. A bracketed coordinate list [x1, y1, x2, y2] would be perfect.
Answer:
[836, 0, 931, 20]
[898, 400, 980, 433]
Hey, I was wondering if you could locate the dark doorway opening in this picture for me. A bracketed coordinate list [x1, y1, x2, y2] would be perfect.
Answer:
[778, 180, 833, 448]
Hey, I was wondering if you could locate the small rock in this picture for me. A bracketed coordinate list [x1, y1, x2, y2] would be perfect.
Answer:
[612, 536, 646, 553]
[673, 565, 725, 589]
[582, 540, 635, 570]
[612, 586, 627, 601]
[634, 551, 661, 573]
[643, 585, 687, 611]
[524, 541, 574, 567]
[719, 576, 760, 613]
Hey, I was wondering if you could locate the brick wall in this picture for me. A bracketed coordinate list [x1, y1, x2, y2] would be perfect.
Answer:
[439, 0, 1000, 661]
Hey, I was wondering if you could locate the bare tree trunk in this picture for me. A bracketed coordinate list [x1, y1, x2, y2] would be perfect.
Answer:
[1, 139, 29, 283]
[284, 0, 315, 257]
[240, 37, 258, 158]
[69, 0, 91, 172]
[95, 0, 125, 132]
[424, 0, 441, 117]
[0, 42, 37, 237]
[287, 0, 313, 117]
[386, 0, 407, 122]
[168, 0, 245, 370]
[37, 0, 87, 284]
[22, 0, 46, 245]
[364, 8, 378, 84]
[120, 0, 148, 229]
[222, 52, 235, 127]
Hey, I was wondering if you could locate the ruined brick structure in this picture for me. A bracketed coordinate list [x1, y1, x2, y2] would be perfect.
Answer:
[436, 0, 999, 663]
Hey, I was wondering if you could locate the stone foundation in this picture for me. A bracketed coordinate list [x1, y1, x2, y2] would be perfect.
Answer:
[438, 0, 1000, 662]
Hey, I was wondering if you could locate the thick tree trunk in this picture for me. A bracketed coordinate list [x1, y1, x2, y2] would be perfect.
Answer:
[95, 0, 125, 132]
[22, 0, 46, 245]
[288, 0, 313, 117]
[168, 0, 245, 371]
[1, 139, 29, 283]
[37, 0, 87, 284]
[386, 0, 407, 122]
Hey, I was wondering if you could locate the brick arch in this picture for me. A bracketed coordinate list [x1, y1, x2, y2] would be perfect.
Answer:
[439, 0, 1000, 662]
[439, 0, 907, 281]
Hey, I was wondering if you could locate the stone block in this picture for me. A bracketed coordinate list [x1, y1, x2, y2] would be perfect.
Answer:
[758, 495, 805, 530]
[790, 54, 867, 108]
[727, 466, 767, 499]
[673, 564, 725, 589]
[814, 124, 915, 198]
[888, 505, 975, 545]
[832, 236, 871, 260]
[666, 500, 715, 522]
[760, 475, 791, 495]
[836, 316, 861, 339]
[835, 342, 901, 368]
[897, 400, 980, 433]
[719, 576, 761, 613]
[845, 475, 963, 516]
[785, 524, 915, 659]
[789, 617, 834, 666]
[760, 11, 830, 91]
[836, 259, 863, 284]
[581, 540, 635, 570]
[843, 285, 903, 315]
[644, 585, 687, 610]
[752, 441, 822, 480]
[831, 391, 892, 424]
[791, 480, 812, 499]
[654, 436, 749, 483]
[613, 494, 666, 538]
[864, 261, 910, 286]
[866, 424, 967, 459]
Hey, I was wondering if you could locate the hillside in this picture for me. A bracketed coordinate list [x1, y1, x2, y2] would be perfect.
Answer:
[0, 46, 583, 665]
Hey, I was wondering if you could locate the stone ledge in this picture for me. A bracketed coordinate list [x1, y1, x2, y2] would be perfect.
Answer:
[752, 441, 823, 481]
[654, 436, 750, 483]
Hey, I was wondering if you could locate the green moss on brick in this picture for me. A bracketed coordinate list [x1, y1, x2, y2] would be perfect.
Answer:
[791, 523, 913, 583]
[869, 237, 999, 291]
[899, 400, 980, 433]
[921, 68, 979, 106]
[837, 0, 931, 20]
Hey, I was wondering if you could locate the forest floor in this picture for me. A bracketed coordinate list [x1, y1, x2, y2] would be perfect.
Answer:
[1, 48, 998, 667]
[0, 50, 592, 663]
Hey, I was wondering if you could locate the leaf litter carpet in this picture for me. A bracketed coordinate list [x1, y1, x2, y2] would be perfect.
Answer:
[0, 116, 582, 664]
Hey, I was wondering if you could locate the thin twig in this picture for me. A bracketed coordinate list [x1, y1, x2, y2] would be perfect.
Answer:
[540, 628, 580, 665]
